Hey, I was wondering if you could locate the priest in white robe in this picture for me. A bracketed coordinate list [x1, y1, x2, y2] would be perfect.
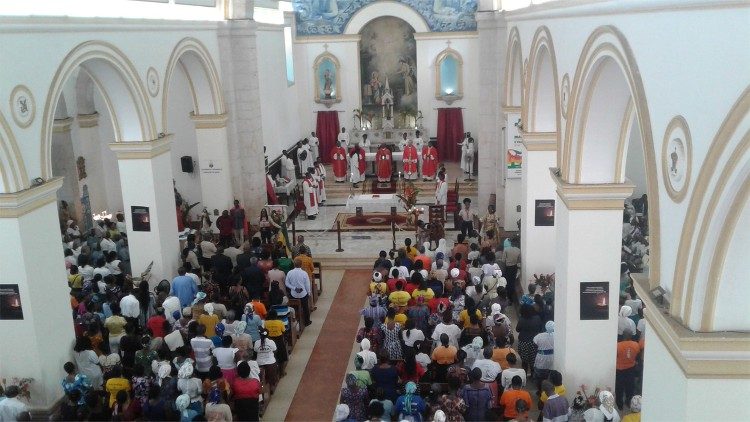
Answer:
[338, 127, 350, 149]
[281, 150, 296, 180]
[458, 133, 469, 173]
[414, 130, 424, 175]
[297, 139, 314, 175]
[302, 171, 319, 219]
[309, 131, 320, 162]
[435, 171, 448, 205]
[463, 137, 476, 179]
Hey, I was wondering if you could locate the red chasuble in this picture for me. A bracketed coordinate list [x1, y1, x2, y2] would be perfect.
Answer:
[422, 146, 439, 179]
[330, 146, 348, 180]
[375, 147, 393, 182]
[403, 145, 418, 176]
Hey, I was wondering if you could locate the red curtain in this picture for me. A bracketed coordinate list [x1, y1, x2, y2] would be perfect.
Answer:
[316, 111, 340, 163]
[436, 108, 464, 162]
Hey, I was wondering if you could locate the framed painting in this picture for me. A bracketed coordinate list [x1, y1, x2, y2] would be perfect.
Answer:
[313, 52, 341, 107]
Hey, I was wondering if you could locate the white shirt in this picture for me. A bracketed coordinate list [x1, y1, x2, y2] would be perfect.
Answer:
[254, 338, 277, 365]
[224, 247, 241, 267]
[416, 352, 431, 371]
[472, 358, 502, 382]
[0, 397, 28, 421]
[338, 132, 350, 148]
[100, 238, 117, 254]
[402, 329, 425, 348]
[120, 294, 141, 318]
[431, 323, 462, 348]
[116, 221, 127, 233]
[212, 347, 239, 370]
[191, 336, 215, 373]
[80, 265, 94, 282]
[500, 368, 527, 389]
[187, 272, 201, 287]
[285, 268, 311, 299]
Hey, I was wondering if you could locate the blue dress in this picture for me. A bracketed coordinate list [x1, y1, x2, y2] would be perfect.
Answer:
[61, 374, 91, 405]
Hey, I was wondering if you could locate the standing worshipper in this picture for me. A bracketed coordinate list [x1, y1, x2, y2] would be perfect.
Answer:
[458, 198, 476, 237]
[461, 368, 493, 422]
[302, 171, 319, 220]
[314, 159, 327, 203]
[414, 130, 425, 176]
[435, 171, 448, 205]
[309, 131, 320, 162]
[395, 381, 427, 421]
[375, 144, 393, 182]
[281, 150, 296, 181]
[230, 200, 246, 245]
[615, 332, 640, 410]
[297, 139, 314, 175]
[216, 210, 233, 247]
[331, 140, 348, 182]
[463, 137, 475, 179]
[349, 142, 366, 187]
[338, 127, 350, 149]
[458, 133, 469, 173]
[422, 141, 439, 181]
[402, 138, 419, 180]
[285, 257, 313, 326]
[533, 321, 555, 392]
[502, 237, 521, 304]
[170, 267, 198, 308]
[480, 204, 499, 240]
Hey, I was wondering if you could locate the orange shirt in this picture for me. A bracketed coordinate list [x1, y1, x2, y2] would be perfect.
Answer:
[298, 255, 315, 283]
[499, 388, 532, 418]
[431, 345, 457, 364]
[616, 340, 640, 370]
[491, 347, 519, 370]
[413, 255, 432, 271]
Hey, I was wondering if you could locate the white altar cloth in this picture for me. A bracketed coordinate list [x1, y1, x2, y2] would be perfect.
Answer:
[346, 194, 400, 213]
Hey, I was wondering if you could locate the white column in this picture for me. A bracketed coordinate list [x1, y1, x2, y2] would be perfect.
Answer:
[76, 112, 109, 229]
[552, 169, 634, 391]
[520, 131, 557, 292]
[52, 117, 81, 220]
[190, 113, 234, 212]
[110, 137, 179, 285]
[0, 179, 76, 411]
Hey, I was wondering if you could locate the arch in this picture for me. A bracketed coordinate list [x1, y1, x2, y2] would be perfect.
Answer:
[40, 41, 156, 180]
[162, 37, 226, 131]
[434, 46, 464, 98]
[504, 26, 523, 108]
[522, 26, 561, 149]
[671, 87, 750, 330]
[562, 25, 661, 286]
[0, 111, 28, 194]
[344, 1, 430, 34]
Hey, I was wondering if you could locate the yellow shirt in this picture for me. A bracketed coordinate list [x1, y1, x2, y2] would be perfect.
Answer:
[265, 319, 286, 337]
[388, 290, 411, 307]
[404, 246, 418, 261]
[540, 384, 566, 403]
[370, 282, 388, 295]
[198, 314, 220, 338]
[104, 315, 127, 336]
[411, 288, 435, 301]
[458, 309, 483, 327]
[385, 313, 408, 325]
[68, 274, 83, 289]
[105, 377, 131, 407]
[622, 413, 641, 422]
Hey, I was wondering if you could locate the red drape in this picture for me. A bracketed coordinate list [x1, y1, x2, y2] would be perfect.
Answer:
[436, 108, 464, 162]
[316, 111, 340, 164]
[266, 175, 279, 205]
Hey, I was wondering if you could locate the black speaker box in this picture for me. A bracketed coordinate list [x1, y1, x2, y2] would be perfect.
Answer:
[181, 156, 194, 173]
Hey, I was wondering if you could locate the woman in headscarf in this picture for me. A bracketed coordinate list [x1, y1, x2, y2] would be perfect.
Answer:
[532, 320, 555, 392]
[265, 309, 288, 373]
[356, 316, 382, 355]
[340, 373, 369, 421]
[618, 305, 637, 339]
[198, 303, 219, 338]
[422, 242, 435, 260]
[175, 393, 198, 422]
[231, 320, 253, 355]
[599, 390, 621, 422]
[397, 349, 425, 384]
[515, 304, 543, 374]
[241, 303, 263, 343]
[176, 363, 203, 416]
[232, 361, 261, 421]
[73, 337, 103, 390]
[395, 381, 427, 421]
[357, 337, 378, 370]
[461, 336, 485, 369]
[450, 285, 465, 323]
[622, 395, 641, 422]
[568, 392, 587, 422]
[435, 238, 448, 258]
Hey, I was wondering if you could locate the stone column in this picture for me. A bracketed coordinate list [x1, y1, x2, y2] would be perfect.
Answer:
[476, 11, 506, 217]
[52, 117, 81, 221]
[190, 113, 234, 212]
[76, 112, 109, 228]
[520, 131, 557, 292]
[110, 136, 179, 285]
[0, 178, 76, 412]
[551, 169, 634, 391]
[218, 14, 267, 213]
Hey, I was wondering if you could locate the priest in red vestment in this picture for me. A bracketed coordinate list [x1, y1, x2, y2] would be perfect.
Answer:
[422, 141, 439, 181]
[330, 140, 348, 182]
[402, 139, 419, 180]
[375, 144, 393, 182]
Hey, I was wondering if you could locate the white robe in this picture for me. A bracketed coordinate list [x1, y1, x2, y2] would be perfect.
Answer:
[349, 152, 363, 184]
[309, 136, 320, 162]
[302, 178, 319, 216]
[463, 141, 475, 175]
[314, 164, 327, 202]
[415, 136, 424, 174]
[297, 145, 314, 175]
[338, 132, 350, 149]
[398, 138, 408, 151]
[436, 179, 448, 205]
[281, 156, 296, 180]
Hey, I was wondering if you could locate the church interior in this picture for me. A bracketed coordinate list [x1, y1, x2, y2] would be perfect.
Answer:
[0, 0, 748, 421]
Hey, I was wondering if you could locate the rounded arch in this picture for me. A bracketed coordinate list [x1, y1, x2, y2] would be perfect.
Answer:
[434, 46, 464, 98]
[563, 25, 661, 284]
[40, 41, 156, 180]
[504, 26, 523, 108]
[522, 26, 561, 144]
[0, 111, 28, 193]
[344, 0, 430, 34]
[162, 37, 226, 131]
[671, 87, 750, 331]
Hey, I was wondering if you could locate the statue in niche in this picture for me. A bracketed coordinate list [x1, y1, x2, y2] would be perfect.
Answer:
[80, 184, 93, 233]
[76, 156, 87, 180]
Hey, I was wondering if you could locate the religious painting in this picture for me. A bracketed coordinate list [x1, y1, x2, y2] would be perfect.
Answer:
[580, 282, 610, 320]
[292, 0, 478, 36]
[313, 52, 342, 106]
[360, 16, 417, 127]
[0, 284, 23, 320]
[131, 206, 151, 232]
[534, 199, 555, 226]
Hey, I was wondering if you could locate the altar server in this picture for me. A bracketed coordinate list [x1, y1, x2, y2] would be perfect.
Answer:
[313, 159, 327, 203]
[281, 150, 296, 180]
[375, 144, 393, 182]
[435, 171, 448, 205]
[414, 130, 425, 175]
[349, 142, 366, 187]
[398, 132, 409, 151]
[402, 138, 419, 180]
[422, 141, 439, 181]
[458, 133, 469, 174]
[302, 171, 319, 220]
[331, 141, 348, 182]
[297, 139, 314, 176]
[361, 133, 371, 149]
[463, 137, 475, 179]
[309, 131, 320, 162]
[338, 127, 350, 149]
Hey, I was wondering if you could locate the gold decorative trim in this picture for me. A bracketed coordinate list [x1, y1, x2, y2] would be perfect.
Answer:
[0, 177, 63, 218]
[520, 130, 557, 151]
[661, 115, 693, 203]
[53, 117, 73, 133]
[631, 273, 750, 378]
[190, 112, 228, 129]
[76, 112, 100, 128]
[671, 87, 750, 323]
[503, 27, 523, 108]
[9, 85, 36, 129]
[162, 37, 226, 132]
[562, 25, 661, 288]
[551, 167, 634, 210]
[109, 135, 173, 160]
[0, 110, 29, 192]
[613, 98, 635, 183]
[313, 51, 343, 107]
[434, 47, 464, 101]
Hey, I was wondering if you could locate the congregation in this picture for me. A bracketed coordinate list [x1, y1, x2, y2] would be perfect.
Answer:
[335, 233, 645, 422]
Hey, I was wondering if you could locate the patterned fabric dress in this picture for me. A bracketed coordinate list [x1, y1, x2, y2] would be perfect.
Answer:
[380, 322, 403, 360]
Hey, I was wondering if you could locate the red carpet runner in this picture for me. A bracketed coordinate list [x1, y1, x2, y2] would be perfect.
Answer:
[285, 269, 370, 421]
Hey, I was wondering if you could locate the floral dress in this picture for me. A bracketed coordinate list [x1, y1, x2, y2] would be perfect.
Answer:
[61, 374, 91, 405]
[131, 376, 153, 406]
[340, 386, 369, 421]
[356, 326, 383, 355]
[380, 322, 403, 361]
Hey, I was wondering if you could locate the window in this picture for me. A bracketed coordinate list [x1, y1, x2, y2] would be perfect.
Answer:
[284, 26, 295, 86]
[435, 47, 463, 104]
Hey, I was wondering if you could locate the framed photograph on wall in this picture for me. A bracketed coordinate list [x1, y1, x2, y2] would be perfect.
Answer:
[131, 206, 151, 232]
[0, 284, 24, 320]
[580, 281, 609, 320]
[535, 199, 555, 226]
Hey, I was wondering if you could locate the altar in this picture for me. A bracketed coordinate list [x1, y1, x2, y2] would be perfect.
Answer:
[346, 194, 401, 213]
[351, 127, 428, 151]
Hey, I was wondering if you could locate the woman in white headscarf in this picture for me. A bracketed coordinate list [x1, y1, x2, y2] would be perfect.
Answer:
[461, 336, 484, 368]
[176, 363, 203, 416]
[422, 242, 435, 260]
[532, 321, 555, 391]
[599, 390, 621, 422]
[618, 305, 637, 337]
[231, 320, 253, 355]
[623, 395, 641, 422]
[435, 238, 448, 258]
[357, 338, 378, 370]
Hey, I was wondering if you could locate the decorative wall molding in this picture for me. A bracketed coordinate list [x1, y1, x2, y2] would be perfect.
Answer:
[0, 177, 63, 218]
[109, 134, 173, 160]
[9, 85, 36, 129]
[77, 112, 100, 128]
[190, 112, 228, 129]
[661, 115, 693, 203]
[52, 117, 74, 133]
[520, 130, 557, 151]
[551, 167, 634, 210]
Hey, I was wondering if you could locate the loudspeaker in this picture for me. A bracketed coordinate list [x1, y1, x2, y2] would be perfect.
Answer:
[181, 156, 194, 173]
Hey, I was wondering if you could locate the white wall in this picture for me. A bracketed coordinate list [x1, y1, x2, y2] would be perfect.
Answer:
[94, 89, 125, 214]
[624, 117, 647, 197]
[520, 148, 556, 290]
[258, 26, 303, 161]
[166, 66, 203, 207]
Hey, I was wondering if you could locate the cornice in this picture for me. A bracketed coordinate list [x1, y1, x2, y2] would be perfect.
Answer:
[0, 178, 63, 218]
[53, 117, 74, 133]
[77, 112, 100, 128]
[520, 130, 557, 151]
[551, 167, 634, 210]
[109, 135, 173, 160]
[190, 112, 228, 129]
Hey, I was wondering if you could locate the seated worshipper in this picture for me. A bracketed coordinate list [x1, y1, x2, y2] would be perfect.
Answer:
[395, 381, 427, 421]
[264, 309, 288, 372]
[370, 271, 388, 297]
[361, 295, 388, 324]
[411, 273, 435, 303]
[357, 337, 378, 370]
[373, 250, 393, 273]
[460, 368, 493, 422]
[340, 374, 370, 421]
[388, 280, 411, 309]
[499, 375, 532, 421]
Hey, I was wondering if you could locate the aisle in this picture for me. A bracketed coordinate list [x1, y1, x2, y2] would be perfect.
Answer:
[284, 269, 370, 421]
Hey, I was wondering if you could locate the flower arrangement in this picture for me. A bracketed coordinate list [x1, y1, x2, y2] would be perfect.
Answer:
[396, 181, 421, 212]
[1, 377, 34, 402]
